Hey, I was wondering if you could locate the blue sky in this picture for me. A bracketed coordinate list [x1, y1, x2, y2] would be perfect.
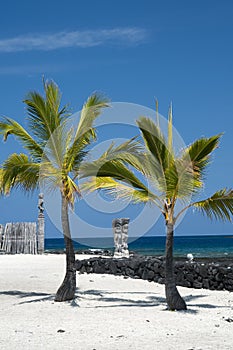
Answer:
[0, 0, 232, 238]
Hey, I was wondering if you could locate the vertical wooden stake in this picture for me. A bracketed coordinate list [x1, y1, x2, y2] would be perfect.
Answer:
[37, 193, 45, 254]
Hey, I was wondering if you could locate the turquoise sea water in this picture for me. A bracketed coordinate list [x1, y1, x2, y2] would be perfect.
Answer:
[45, 235, 233, 258]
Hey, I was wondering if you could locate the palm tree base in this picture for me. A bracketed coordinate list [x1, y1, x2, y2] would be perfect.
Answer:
[55, 270, 76, 302]
[165, 284, 187, 311]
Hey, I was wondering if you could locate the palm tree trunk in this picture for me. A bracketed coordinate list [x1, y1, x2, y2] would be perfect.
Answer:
[55, 194, 76, 302]
[165, 223, 187, 310]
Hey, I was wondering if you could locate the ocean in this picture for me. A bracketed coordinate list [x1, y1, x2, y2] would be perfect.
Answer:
[45, 235, 233, 258]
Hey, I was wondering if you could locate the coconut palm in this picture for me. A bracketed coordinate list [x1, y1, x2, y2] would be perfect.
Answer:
[0, 79, 110, 301]
[79, 104, 233, 310]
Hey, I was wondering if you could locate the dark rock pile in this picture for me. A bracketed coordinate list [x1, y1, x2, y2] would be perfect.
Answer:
[75, 256, 233, 291]
[45, 249, 112, 256]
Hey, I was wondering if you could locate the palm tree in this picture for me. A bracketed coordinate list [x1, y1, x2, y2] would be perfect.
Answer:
[0, 79, 109, 301]
[79, 104, 233, 310]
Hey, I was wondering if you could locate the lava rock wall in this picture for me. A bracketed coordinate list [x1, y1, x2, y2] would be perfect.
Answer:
[76, 256, 233, 291]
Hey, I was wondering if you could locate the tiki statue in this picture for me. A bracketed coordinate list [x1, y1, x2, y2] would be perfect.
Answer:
[112, 218, 130, 258]
[121, 218, 130, 258]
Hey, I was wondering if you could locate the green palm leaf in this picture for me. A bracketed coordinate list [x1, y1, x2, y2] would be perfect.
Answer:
[167, 103, 173, 156]
[94, 137, 150, 174]
[0, 117, 44, 161]
[74, 93, 109, 141]
[0, 168, 10, 194]
[80, 157, 149, 191]
[86, 137, 163, 183]
[81, 176, 158, 204]
[163, 135, 222, 201]
[65, 93, 110, 174]
[61, 174, 81, 207]
[192, 189, 233, 222]
[79, 137, 156, 191]
[80, 137, 162, 206]
[136, 116, 173, 172]
[183, 134, 221, 188]
[2, 153, 40, 192]
[163, 158, 196, 200]
[24, 80, 69, 144]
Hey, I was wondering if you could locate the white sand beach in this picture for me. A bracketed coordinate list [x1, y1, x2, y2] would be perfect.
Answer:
[0, 254, 233, 350]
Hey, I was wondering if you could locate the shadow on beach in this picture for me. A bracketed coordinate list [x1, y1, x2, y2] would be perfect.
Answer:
[0, 288, 229, 312]
[0, 290, 54, 304]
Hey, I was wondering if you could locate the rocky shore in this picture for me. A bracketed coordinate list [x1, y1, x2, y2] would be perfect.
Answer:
[76, 255, 233, 291]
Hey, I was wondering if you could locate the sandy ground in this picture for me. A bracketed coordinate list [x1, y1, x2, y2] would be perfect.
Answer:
[0, 254, 233, 350]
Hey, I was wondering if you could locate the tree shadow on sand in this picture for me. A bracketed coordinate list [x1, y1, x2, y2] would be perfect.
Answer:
[0, 289, 229, 312]
[76, 289, 163, 308]
[75, 289, 229, 312]
[0, 290, 53, 304]
[182, 294, 228, 310]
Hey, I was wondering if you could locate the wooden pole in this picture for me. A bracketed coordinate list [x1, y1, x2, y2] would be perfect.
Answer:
[0, 224, 4, 252]
[37, 193, 45, 254]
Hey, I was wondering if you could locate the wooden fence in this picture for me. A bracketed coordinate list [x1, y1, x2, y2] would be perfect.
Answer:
[0, 194, 45, 255]
[0, 222, 37, 254]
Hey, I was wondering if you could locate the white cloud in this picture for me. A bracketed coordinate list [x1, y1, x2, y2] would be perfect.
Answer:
[0, 28, 147, 53]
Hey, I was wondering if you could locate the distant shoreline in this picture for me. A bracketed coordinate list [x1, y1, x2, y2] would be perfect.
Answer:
[44, 234, 233, 259]
[43, 249, 233, 265]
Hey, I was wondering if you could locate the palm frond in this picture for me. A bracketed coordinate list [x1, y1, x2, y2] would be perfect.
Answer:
[155, 99, 159, 128]
[63, 132, 89, 174]
[136, 116, 173, 172]
[1, 81, 109, 210]
[61, 174, 81, 208]
[42, 124, 70, 170]
[182, 134, 221, 188]
[95, 137, 152, 175]
[0, 168, 10, 195]
[163, 158, 196, 200]
[167, 103, 173, 157]
[191, 189, 233, 222]
[74, 93, 109, 142]
[0, 117, 43, 161]
[65, 93, 109, 172]
[80, 156, 149, 191]
[79, 136, 156, 188]
[2, 153, 41, 192]
[81, 176, 157, 204]
[24, 80, 69, 144]
[0, 169, 3, 194]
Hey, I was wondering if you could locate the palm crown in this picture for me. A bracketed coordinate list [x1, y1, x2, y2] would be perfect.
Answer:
[0, 80, 109, 205]
[80, 105, 233, 225]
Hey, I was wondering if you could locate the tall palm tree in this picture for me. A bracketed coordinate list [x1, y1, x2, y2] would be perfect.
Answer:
[80, 104, 233, 310]
[0, 79, 110, 301]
